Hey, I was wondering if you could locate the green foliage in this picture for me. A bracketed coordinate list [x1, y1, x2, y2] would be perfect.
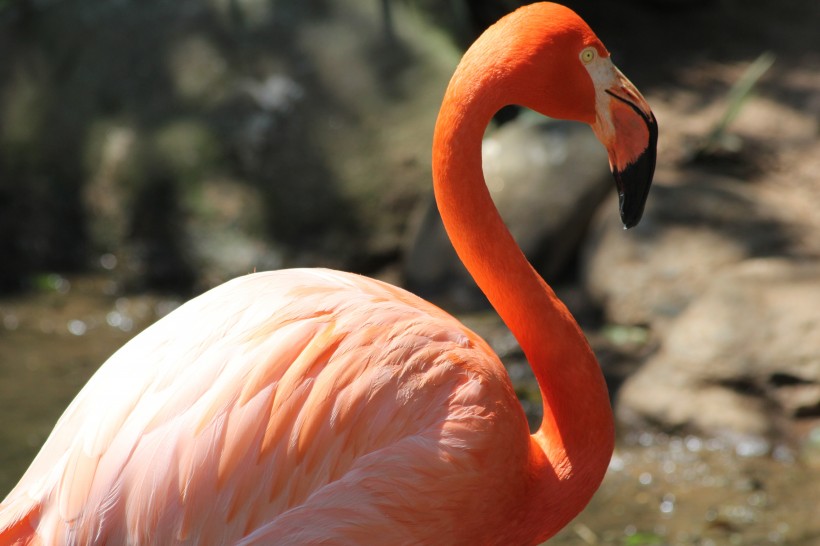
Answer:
[622, 532, 665, 546]
[30, 273, 69, 293]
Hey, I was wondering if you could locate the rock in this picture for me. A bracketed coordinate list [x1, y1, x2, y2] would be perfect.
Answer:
[404, 116, 610, 310]
[616, 258, 820, 441]
[583, 171, 792, 327]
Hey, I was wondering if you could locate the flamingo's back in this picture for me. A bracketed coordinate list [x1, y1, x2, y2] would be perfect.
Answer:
[0, 269, 530, 545]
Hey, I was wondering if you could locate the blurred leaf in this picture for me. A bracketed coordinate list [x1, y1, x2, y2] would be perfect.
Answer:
[697, 51, 776, 156]
[623, 532, 665, 546]
[30, 273, 69, 293]
[602, 324, 650, 347]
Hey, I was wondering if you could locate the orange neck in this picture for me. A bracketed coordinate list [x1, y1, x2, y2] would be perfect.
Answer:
[432, 56, 614, 542]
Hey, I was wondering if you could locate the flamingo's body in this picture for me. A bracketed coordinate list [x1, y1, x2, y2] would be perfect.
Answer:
[0, 3, 656, 545]
[1, 271, 530, 544]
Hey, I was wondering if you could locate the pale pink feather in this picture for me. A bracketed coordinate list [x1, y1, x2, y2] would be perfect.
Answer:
[0, 269, 531, 545]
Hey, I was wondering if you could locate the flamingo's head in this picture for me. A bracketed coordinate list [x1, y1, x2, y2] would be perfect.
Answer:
[485, 2, 658, 228]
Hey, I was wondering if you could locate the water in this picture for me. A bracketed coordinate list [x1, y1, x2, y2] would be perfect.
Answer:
[550, 430, 820, 545]
[0, 275, 176, 492]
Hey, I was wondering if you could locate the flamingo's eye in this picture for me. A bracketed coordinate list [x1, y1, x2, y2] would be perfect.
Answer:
[580, 47, 596, 64]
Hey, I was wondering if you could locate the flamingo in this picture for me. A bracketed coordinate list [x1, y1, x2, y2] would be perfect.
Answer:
[0, 3, 656, 545]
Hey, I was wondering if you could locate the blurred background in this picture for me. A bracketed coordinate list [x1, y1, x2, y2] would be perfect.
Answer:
[0, 0, 818, 543]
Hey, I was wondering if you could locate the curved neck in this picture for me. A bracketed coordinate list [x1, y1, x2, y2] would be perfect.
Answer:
[432, 65, 614, 540]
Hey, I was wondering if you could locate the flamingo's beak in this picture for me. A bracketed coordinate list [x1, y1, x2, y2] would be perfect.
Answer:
[592, 67, 658, 229]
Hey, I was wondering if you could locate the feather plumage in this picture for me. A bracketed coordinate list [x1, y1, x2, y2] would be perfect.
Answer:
[1, 270, 527, 544]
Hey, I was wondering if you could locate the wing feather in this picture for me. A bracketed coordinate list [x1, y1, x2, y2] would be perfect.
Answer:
[236, 320, 317, 406]
[1, 269, 525, 545]
[57, 448, 99, 522]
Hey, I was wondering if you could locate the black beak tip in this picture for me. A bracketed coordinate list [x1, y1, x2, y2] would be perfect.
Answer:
[608, 103, 658, 229]
[619, 191, 642, 229]
[615, 162, 652, 229]
[614, 131, 657, 229]
[613, 157, 653, 229]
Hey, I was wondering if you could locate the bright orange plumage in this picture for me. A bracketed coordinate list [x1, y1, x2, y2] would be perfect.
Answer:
[0, 3, 656, 545]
